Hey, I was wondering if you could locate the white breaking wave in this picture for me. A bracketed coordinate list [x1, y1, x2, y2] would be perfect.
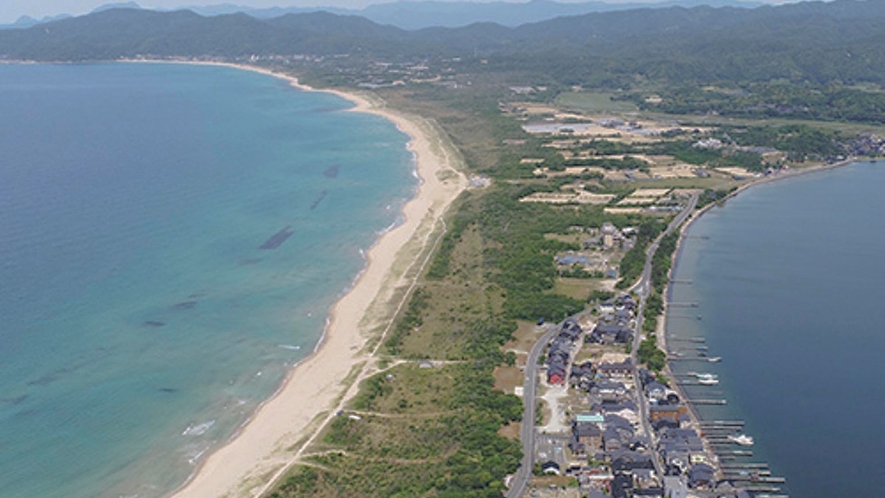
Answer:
[181, 420, 215, 437]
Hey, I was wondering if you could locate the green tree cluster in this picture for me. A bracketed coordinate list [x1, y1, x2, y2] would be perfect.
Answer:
[631, 84, 885, 125]
[648, 141, 763, 171]
[616, 218, 666, 289]
[384, 287, 431, 355]
[724, 124, 843, 161]
[696, 187, 737, 209]
[638, 336, 666, 372]
[651, 231, 679, 294]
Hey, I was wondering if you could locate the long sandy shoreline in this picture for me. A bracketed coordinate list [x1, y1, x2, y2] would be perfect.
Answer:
[138, 61, 469, 498]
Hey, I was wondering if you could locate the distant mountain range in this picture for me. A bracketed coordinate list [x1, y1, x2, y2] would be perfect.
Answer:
[185, 0, 766, 29]
[1, 0, 883, 86]
[1, 2, 139, 29]
[2, 14, 72, 29]
[1, 0, 765, 31]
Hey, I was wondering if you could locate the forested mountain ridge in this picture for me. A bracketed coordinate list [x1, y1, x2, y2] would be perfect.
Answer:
[200, 0, 766, 30]
[0, 0, 766, 31]
[3, 0, 885, 86]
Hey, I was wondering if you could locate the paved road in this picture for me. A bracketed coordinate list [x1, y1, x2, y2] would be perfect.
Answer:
[632, 195, 699, 299]
[505, 322, 558, 498]
[631, 194, 699, 478]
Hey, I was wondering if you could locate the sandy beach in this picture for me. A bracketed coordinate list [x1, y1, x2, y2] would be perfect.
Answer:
[160, 61, 468, 498]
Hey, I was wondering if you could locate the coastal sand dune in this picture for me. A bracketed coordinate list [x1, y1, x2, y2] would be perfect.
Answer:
[167, 62, 467, 498]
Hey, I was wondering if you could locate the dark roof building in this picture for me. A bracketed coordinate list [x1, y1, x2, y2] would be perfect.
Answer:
[597, 358, 633, 377]
[611, 450, 654, 472]
[689, 463, 715, 488]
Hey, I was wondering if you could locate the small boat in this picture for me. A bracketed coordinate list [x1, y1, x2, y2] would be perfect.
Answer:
[728, 434, 755, 446]
[695, 373, 719, 385]
[707, 357, 722, 363]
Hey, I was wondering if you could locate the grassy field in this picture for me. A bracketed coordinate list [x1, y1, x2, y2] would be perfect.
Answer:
[493, 366, 524, 394]
[503, 320, 545, 366]
[352, 363, 461, 414]
[390, 225, 494, 360]
[553, 277, 605, 301]
[377, 85, 526, 173]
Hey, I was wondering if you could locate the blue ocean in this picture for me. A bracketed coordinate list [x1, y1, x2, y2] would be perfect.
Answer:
[0, 63, 416, 498]
[667, 161, 885, 497]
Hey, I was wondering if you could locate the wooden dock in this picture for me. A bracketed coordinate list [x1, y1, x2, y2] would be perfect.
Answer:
[692, 399, 727, 405]
[669, 337, 706, 343]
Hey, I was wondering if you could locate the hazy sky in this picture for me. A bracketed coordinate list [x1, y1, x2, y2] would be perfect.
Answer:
[0, 0, 800, 24]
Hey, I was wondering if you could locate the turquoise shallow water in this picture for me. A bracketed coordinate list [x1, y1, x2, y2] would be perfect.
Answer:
[667, 161, 885, 497]
[0, 63, 416, 498]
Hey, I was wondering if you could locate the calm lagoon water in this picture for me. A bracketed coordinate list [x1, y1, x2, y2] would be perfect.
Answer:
[0, 63, 416, 497]
[667, 161, 885, 497]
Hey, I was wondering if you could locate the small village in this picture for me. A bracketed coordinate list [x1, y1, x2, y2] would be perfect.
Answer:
[482, 83, 810, 498]
[519, 291, 786, 498]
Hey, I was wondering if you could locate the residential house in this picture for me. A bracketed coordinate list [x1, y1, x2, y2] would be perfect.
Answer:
[589, 323, 633, 345]
[560, 318, 583, 341]
[602, 403, 638, 424]
[652, 418, 680, 432]
[644, 381, 667, 402]
[604, 414, 634, 432]
[688, 463, 715, 489]
[571, 421, 603, 456]
[610, 450, 654, 472]
[570, 361, 595, 389]
[603, 426, 627, 452]
[598, 300, 616, 314]
[632, 468, 657, 488]
[658, 428, 705, 453]
[649, 404, 688, 423]
[611, 472, 633, 498]
[548, 361, 567, 384]
[616, 294, 637, 312]
[613, 308, 633, 325]
[597, 358, 634, 379]
[593, 380, 628, 399]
